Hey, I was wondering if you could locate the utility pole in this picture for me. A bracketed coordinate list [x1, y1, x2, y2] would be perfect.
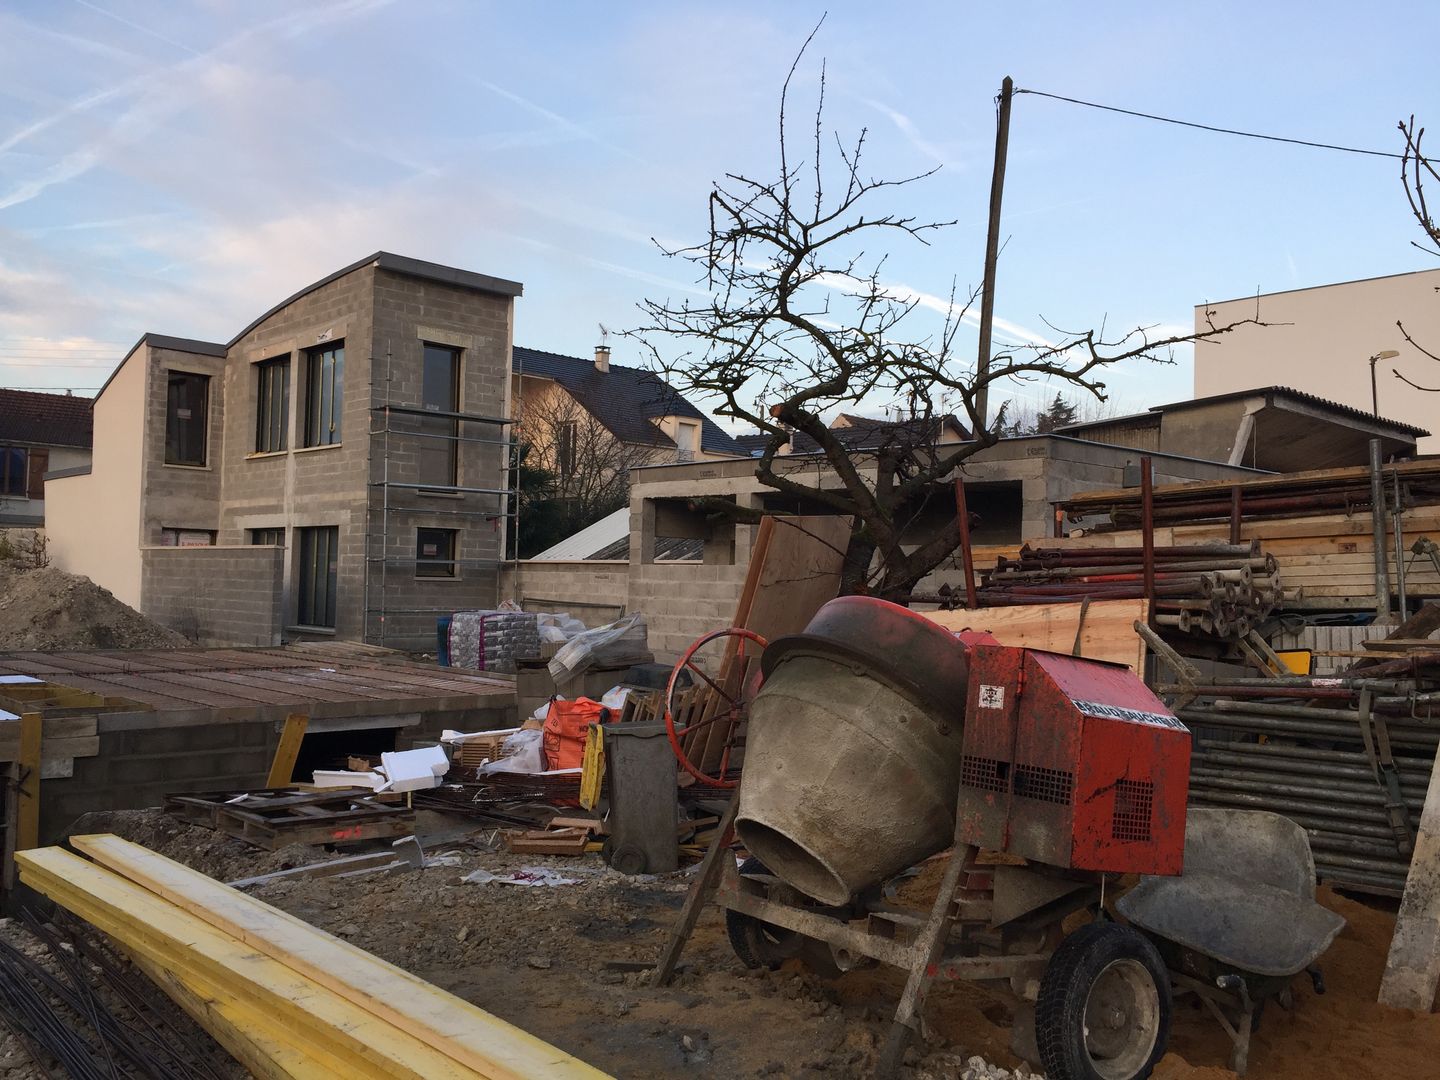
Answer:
[973, 76, 1014, 433]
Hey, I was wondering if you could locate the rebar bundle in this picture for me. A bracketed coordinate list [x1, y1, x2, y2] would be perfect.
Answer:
[977, 541, 1291, 638]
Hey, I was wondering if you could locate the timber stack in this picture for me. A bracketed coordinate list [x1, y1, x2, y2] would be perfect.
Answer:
[977, 540, 1288, 639]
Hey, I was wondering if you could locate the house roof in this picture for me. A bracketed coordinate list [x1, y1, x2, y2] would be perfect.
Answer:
[229, 252, 523, 348]
[734, 414, 970, 457]
[0, 388, 94, 448]
[529, 507, 704, 561]
[513, 346, 744, 456]
[1058, 385, 1429, 439]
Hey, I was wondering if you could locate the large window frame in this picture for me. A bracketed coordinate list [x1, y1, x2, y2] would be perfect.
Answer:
[0, 447, 27, 498]
[165, 371, 210, 467]
[297, 526, 339, 628]
[415, 527, 458, 578]
[303, 343, 344, 448]
[418, 342, 461, 489]
[255, 355, 290, 453]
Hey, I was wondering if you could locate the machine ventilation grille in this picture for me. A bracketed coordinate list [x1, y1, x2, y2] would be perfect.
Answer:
[960, 755, 1008, 793]
[1112, 779, 1154, 842]
[1012, 764, 1074, 805]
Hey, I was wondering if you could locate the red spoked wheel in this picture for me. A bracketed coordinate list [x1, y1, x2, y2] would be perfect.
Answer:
[664, 627, 768, 788]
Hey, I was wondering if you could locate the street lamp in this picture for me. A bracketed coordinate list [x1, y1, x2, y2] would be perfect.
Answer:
[1370, 349, 1401, 416]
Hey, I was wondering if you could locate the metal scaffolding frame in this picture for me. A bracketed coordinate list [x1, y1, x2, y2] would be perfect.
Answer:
[362, 351, 517, 649]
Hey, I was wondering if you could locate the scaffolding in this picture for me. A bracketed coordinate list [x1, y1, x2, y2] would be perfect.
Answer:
[362, 359, 517, 650]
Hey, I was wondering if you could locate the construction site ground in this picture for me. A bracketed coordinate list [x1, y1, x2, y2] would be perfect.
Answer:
[24, 807, 1426, 1080]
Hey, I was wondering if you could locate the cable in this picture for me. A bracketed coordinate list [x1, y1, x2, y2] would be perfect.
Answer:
[1016, 86, 1412, 161]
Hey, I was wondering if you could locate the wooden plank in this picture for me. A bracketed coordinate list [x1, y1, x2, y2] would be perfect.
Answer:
[15, 712, 40, 852]
[268, 713, 310, 787]
[1380, 748, 1440, 1011]
[129, 950, 330, 1080]
[65, 835, 612, 1079]
[16, 847, 487, 1079]
[923, 599, 1148, 670]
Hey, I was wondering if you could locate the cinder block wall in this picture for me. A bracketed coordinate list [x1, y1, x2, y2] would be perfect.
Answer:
[141, 546, 284, 645]
[499, 560, 630, 628]
[629, 561, 750, 662]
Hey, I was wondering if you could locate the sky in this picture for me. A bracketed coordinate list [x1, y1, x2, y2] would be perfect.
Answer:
[1, 0, 1437, 425]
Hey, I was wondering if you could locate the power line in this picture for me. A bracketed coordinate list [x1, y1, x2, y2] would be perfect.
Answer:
[1015, 86, 1409, 161]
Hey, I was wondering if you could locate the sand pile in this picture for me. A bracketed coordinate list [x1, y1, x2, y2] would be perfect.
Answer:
[0, 565, 188, 650]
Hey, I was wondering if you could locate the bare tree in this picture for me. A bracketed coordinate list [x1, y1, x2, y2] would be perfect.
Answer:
[1394, 117, 1440, 393]
[632, 37, 1263, 599]
[519, 387, 654, 530]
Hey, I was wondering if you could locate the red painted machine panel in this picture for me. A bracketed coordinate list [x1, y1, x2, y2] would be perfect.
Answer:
[955, 646, 1189, 876]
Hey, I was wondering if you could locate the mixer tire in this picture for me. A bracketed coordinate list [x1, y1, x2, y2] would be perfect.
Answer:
[725, 857, 804, 970]
[1037, 921, 1171, 1080]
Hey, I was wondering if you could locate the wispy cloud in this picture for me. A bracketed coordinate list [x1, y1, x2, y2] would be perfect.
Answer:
[860, 97, 962, 169]
[474, 78, 642, 163]
[69, 0, 199, 56]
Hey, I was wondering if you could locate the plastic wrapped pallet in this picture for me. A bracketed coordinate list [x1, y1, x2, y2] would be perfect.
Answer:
[446, 610, 541, 674]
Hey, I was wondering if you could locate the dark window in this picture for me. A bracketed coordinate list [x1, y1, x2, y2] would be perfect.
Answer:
[159, 528, 216, 547]
[557, 420, 577, 475]
[0, 447, 27, 497]
[304, 343, 343, 447]
[419, 343, 460, 488]
[165, 371, 209, 466]
[255, 356, 290, 452]
[249, 527, 284, 546]
[297, 526, 338, 627]
[416, 527, 457, 578]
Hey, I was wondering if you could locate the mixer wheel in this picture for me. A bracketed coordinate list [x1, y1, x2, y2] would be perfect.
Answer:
[725, 857, 804, 970]
[1037, 921, 1171, 1080]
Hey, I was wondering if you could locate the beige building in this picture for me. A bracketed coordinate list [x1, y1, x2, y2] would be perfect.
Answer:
[1194, 268, 1440, 452]
[0, 389, 93, 529]
[48, 253, 521, 649]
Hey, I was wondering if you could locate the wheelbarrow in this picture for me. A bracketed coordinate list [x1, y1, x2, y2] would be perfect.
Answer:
[1117, 807, 1347, 1075]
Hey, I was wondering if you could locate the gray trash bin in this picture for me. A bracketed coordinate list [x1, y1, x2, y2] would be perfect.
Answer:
[601, 721, 679, 875]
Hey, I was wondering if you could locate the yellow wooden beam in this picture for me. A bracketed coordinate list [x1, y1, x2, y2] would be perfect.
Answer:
[267, 713, 309, 787]
[129, 951, 330, 1080]
[16, 846, 484, 1080]
[15, 712, 41, 851]
[70, 834, 611, 1080]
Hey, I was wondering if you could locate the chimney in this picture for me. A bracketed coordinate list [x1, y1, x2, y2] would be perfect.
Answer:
[594, 345, 611, 373]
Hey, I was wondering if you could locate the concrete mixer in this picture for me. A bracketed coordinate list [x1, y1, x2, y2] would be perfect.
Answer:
[651, 596, 1344, 1080]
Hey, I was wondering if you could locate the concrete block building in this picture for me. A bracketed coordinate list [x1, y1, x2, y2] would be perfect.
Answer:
[47, 253, 522, 649]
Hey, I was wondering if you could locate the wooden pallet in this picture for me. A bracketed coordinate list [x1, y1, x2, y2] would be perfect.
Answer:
[164, 787, 414, 850]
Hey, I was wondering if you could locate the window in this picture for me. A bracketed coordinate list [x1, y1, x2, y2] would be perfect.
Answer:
[556, 420, 578, 475]
[0, 447, 27, 497]
[159, 528, 216, 547]
[250, 527, 284, 546]
[419, 343, 460, 488]
[676, 419, 700, 462]
[297, 526, 338, 627]
[165, 371, 209, 466]
[304, 343, 344, 447]
[415, 527, 457, 578]
[255, 355, 290, 452]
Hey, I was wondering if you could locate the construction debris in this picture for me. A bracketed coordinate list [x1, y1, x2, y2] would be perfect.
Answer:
[164, 787, 415, 850]
[0, 565, 189, 650]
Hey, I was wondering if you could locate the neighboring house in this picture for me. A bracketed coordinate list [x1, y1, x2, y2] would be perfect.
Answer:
[1057, 387, 1425, 472]
[1195, 269, 1440, 453]
[47, 253, 522, 649]
[733, 413, 970, 457]
[0, 389, 93, 528]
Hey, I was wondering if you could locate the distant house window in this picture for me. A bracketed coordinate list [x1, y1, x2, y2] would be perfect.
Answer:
[297, 526, 338, 627]
[250, 527, 284, 546]
[255, 356, 290, 452]
[165, 371, 209, 466]
[416, 527, 457, 578]
[557, 420, 578, 475]
[304, 343, 344, 447]
[0, 447, 27, 497]
[419, 343, 461, 488]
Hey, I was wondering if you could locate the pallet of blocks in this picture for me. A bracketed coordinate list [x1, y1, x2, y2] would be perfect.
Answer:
[16, 834, 612, 1079]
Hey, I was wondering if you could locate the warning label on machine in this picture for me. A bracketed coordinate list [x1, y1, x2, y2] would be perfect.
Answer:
[1070, 699, 1189, 732]
[977, 684, 1006, 709]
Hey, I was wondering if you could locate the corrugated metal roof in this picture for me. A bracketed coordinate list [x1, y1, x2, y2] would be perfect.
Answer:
[528, 508, 629, 560]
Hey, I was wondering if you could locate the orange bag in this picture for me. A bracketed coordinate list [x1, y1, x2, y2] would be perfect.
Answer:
[543, 698, 608, 771]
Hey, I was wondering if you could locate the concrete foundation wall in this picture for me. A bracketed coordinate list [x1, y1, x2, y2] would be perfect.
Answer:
[499, 560, 630, 627]
[141, 545, 285, 645]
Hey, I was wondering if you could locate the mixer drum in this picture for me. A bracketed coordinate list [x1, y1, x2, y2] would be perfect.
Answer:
[735, 596, 971, 906]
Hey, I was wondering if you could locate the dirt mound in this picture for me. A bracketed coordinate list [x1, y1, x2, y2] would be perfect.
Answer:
[0, 565, 188, 650]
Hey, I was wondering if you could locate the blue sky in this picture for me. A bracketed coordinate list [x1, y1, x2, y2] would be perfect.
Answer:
[1, 0, 1435, 424]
